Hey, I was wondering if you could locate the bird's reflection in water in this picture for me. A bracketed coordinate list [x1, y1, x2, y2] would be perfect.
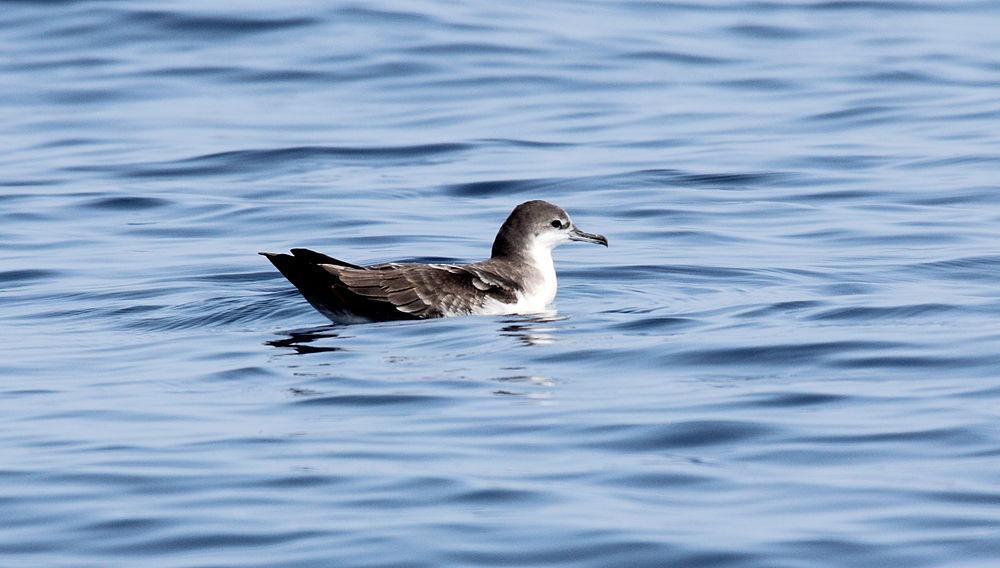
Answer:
[495, 375, 556, 387]
[266, 324, 346, 354]
[493, 375, 556, 400]
[498, 312, 567, 346]
[267, 320, 559, 400]
[267, 312, 566, 355]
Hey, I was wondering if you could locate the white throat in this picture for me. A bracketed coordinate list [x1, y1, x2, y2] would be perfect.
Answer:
[518, 239, 558, 311]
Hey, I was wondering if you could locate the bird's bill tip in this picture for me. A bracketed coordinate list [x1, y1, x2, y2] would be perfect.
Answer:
[569, 227, 608, 247]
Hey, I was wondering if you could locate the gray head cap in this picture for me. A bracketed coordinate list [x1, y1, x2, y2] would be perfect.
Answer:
[491, 200, 607, 259]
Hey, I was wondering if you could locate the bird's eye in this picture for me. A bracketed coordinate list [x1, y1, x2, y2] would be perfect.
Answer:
[551, 219, 563, 228]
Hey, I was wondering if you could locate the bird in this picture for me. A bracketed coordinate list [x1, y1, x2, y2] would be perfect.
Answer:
[260, 200, 607, 322]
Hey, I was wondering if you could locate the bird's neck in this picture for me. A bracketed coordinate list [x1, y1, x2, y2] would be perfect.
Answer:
[517, 241, 557, 305]
[491, 226, 558, 304]
[491, 226, 527, 259]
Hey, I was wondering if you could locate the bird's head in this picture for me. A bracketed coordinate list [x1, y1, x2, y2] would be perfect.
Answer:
[492, 200, 607, 259]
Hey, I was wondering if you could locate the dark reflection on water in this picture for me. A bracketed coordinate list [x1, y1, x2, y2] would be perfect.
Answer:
[267, 325, 346, 354]
[3, 0, 1000, 567]
[498, 313, 567, 347]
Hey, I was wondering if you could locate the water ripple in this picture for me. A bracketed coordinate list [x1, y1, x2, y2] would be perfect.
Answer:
[293, 394, 449, 408]
[103, 143, 474, 178]
[588, 420, 778, 451]
[121, 10, 318, 37]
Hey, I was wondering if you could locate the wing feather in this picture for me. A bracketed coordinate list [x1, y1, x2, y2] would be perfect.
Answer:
[325, 262, 520, 318]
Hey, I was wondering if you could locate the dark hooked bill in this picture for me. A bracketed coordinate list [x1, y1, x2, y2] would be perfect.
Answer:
[569, 226, 608, 247]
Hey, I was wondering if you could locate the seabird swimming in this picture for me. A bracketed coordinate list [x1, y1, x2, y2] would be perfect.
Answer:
[260, 200, 607, 322]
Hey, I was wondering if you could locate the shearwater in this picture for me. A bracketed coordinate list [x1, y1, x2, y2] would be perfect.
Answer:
[261, 200, 608, 322]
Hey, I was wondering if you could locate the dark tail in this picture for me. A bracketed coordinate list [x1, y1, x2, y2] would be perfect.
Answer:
[260, 252, 346, 317]
[259, 251, 414, 322]
[288, 248, 365, 269]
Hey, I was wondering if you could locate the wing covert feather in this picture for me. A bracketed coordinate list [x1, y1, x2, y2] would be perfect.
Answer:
[326, 263, 519, 318]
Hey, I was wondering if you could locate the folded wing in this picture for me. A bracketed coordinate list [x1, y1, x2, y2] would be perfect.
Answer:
[262, 248, 521, 321]
[331, 263, 519, 318]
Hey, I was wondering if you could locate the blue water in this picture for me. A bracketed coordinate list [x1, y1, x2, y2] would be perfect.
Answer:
[3, 1, 1000, 566]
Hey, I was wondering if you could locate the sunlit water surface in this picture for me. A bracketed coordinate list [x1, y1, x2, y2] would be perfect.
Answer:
[3, 1, 1000, 566]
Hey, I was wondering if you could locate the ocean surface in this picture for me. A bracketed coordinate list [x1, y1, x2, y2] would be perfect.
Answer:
[3, 1, 1000, 566]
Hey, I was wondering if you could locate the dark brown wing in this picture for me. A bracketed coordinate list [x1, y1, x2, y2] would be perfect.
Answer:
[329, 262, 520, 318]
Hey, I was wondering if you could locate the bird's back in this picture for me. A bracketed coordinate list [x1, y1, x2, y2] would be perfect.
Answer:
[261, 249, 525, 322]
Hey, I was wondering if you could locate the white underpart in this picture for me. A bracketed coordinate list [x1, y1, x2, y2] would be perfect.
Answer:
[480, 229, 568, 316]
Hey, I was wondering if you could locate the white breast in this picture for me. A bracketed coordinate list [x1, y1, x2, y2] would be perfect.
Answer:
[501, 242, 557, 315]
[469, 234, 564, 317]
[469, 247, 557, 316]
